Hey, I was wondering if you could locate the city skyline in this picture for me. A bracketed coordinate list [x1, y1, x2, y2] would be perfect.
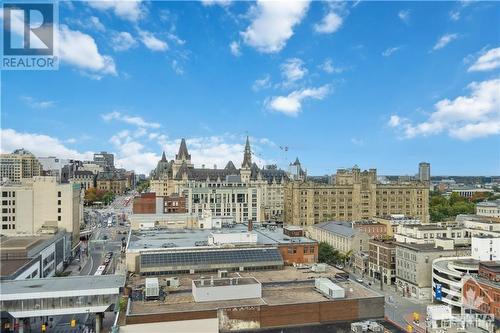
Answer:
[2, 1, 499, 176]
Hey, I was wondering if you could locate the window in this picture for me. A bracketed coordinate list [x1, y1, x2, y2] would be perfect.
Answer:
[57, 191, 61, 197]
[58, 200, 61, 205]
[57, 216, 61, 221]
[58, 208, 61, 213]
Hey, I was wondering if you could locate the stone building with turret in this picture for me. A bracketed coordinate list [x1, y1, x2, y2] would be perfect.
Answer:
[150, 137, 290, 222]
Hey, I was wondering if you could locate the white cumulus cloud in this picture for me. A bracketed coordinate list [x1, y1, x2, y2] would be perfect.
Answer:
[88, 0, 145, 22]
[468, 47, 500, 72]
[241, 0, 310, 53]
[111, 31, 138, 52]
[0, 129, 94, 160]
[138, 30, 168, 51]
[265, 85, 330, 116]
[101, 111, 161, 128]
[388, 79, 500, 140]
[58, 25, 117, 77]
[314, 12, 343, 34]
[281, 58, 308, 85]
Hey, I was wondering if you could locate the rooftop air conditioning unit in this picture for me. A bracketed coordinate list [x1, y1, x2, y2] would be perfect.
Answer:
[145, 278, 159, 300]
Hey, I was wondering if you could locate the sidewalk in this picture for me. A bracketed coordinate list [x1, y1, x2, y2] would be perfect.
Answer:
[346, 267, 428, 331]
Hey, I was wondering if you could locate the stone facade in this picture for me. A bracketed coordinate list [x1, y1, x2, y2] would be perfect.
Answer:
[284, 166, 429, 226]
[0, 176, 83, 247]
[395, 242, 471, 300]
[150, 137, 292, 222]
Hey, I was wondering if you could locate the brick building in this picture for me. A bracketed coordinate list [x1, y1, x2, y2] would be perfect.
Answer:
[133, 193, 157, 214]
[353, 221, 387, 239]
[368, 239, 396, 285]
[462, 261, 500, 320]
[164, 193, 186, 213]
[133, 193, 187, 214]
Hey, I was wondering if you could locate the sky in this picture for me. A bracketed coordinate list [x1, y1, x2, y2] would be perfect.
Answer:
[1, 0, 499, 176]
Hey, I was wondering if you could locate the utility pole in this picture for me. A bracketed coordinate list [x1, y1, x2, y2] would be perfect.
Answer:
[379, 266, 383, 291]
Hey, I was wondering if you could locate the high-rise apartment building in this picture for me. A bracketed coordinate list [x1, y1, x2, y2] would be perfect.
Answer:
[284, 166, 429, 226]
[0, 176, 83, 247]
[418, 162, 431, 183]
[0, 149, 43, 183]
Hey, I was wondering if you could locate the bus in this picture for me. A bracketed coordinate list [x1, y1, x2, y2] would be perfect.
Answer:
[94, 265, 106, 276]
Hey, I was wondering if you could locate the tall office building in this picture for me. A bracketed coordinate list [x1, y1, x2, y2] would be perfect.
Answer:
[93, 151, 114, 170]
[0, 176, 83, 247]
[0, 149, 43, 183]
[418, 162, 430, 183]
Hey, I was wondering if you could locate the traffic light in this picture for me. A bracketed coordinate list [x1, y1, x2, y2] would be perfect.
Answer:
[71, 319, 76, 327]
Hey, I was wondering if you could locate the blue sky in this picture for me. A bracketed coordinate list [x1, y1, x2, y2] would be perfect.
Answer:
[1, 0, 499, 175]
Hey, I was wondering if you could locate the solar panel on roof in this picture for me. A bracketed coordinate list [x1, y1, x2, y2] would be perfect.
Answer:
[140, 248, 283, 268]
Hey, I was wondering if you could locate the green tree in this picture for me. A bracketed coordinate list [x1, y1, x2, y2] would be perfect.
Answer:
[102, 191, 115, 205]
[318, 242, 342, 264]
[136, 180, 150, 193]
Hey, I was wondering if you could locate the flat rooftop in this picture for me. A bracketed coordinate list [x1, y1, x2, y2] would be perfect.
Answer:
[0, 259, 31, 278]
[0, 235, 50, 252]
[396, 242, 470, 252]
[128, 223, 315, 251]
[193, 277, 259, 288]
[128, 266, 381, 316]
[0, 274, 126, 297]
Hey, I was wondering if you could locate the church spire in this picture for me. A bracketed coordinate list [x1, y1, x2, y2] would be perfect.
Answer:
[161, 151, 167, 162]
[176, 138, 191, 161]
[242, 136, 252, 168]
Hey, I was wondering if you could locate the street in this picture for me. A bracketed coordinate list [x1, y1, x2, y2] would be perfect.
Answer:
[26, 194, 133, 333]
[345, 267, 428, 331]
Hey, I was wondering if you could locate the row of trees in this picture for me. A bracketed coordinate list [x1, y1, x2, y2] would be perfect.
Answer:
[84, 188, 115, 205]
[318, 242, 352, 266]
[430, 192, 475, 222]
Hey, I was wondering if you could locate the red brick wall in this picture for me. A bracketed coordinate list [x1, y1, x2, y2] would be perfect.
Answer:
[126, 297, 384, 329]
[133, 194, 156, 214]
[355, 224, 387, 239]
[126, 309, 217, 325]
[279, 243, 318, 264]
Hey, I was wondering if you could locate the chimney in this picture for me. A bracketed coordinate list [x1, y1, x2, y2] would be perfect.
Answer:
[248, 219, 253, 232]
